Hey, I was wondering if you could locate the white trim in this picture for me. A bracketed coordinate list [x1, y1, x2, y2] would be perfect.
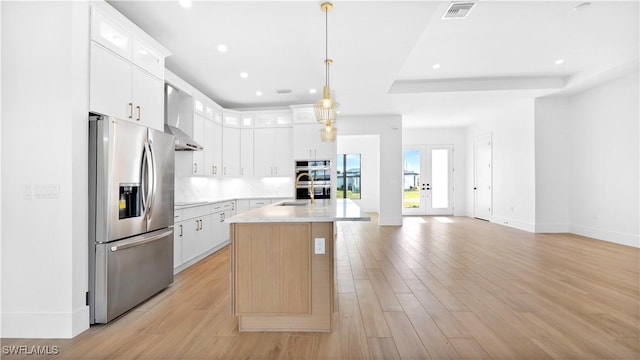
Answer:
[379, 216, 403, 226]
[2, 306, 89, 339]
[570, 225, 639, 248]
[535, 223, 571, 233]
[491, 216, 535, 233]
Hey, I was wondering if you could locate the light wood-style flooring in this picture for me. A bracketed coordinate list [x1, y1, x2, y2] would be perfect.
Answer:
[3, 215, 639, 359]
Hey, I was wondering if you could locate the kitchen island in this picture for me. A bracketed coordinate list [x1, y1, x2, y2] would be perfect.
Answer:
[226, 199, 370, 332]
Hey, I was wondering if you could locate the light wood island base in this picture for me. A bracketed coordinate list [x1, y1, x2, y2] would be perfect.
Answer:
[230, 222, 335, 332]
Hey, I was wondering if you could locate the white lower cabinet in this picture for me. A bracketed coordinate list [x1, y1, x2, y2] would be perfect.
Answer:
[181, 213, 213, 264]
[174, 201, 236, 273]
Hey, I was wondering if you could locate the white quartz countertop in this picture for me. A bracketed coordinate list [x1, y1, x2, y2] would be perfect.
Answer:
[174, 196, 287, 210]
[226, 199, 371, 223]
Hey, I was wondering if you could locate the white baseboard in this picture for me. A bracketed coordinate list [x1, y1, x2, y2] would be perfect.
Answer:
[174, 241, 229, 274]
[491, 216, 536, 233]
[535, 222, 571, 233]
[570, 224, 640, 248]
[379, 215, 402, 226]
[2, 306, 89, 339]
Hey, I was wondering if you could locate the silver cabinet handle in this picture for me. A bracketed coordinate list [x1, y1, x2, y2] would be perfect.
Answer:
[179, 224, 183, 237]
[136, 105, 141, 121]
[128, 102, 133, 119]
[194, 163, 198, 174]
[211, 165, 215, 175]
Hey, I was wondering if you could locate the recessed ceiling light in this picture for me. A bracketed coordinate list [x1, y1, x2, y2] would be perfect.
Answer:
[309, 88, 317, 94]
[554, 59, 565, 65]
[217, 44, 228, 53]
[240, 72, 248, 79]
[179, 0, 192, 8]
[432, 63, 441, 69]
[256, 91, 263, 96]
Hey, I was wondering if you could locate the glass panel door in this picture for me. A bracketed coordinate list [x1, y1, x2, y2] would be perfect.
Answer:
[403, 148, 424, 214]
[425, 145, 454, 215]
[403, 145, 454, 216]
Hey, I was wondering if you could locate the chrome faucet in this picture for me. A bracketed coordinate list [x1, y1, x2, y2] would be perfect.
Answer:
[295, 172, 314, 203]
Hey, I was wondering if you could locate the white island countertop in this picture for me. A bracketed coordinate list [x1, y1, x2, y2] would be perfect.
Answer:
[226, 198, 371, 223]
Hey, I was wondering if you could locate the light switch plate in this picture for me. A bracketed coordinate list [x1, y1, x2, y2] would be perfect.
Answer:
[314, 237, 325, 255]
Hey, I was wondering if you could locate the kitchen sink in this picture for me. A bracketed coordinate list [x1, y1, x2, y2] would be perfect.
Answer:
[278, 200, 308, 206]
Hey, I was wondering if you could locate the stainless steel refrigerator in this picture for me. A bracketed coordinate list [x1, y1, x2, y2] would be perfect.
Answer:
[89, 114, 175, 324]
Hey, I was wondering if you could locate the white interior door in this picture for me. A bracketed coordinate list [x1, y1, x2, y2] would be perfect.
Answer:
[403, 145, 454, 216]
[474, 135, 492, 220]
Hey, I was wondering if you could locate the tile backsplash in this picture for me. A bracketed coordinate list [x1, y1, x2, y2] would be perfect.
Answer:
[175, 176, 294, 202]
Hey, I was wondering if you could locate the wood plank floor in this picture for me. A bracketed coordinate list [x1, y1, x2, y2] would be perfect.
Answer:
[2, 215, 639, 359]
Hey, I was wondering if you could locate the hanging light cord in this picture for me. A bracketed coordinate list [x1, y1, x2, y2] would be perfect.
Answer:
[325, 6, 330, 89]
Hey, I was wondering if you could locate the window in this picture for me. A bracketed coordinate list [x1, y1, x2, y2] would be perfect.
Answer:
[336, 154, 361, 199]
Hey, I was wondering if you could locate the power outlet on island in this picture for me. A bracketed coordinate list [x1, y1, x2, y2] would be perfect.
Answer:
[314, 238, 325, 255]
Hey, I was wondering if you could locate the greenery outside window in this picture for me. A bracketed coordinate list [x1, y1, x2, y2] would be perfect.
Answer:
[336, 154, 361, 199]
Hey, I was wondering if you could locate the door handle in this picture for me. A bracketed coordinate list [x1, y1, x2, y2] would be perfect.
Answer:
[110, 229, 172, 252]
[179, 224, 183, 237]
[128, 102, 133, 119]
[136, 106, 141, 121]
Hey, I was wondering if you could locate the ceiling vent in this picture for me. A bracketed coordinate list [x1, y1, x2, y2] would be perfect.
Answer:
[276, 88, 293, 94]
[442, 2, 475, 19]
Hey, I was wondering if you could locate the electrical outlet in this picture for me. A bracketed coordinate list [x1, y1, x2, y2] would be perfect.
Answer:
[314, 238, 325, 255]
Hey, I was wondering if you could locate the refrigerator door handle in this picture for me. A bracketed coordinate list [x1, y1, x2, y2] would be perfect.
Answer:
[146, 140, 157, 221]
[141, 140, 154, 220]
[110, 229, 173, 252]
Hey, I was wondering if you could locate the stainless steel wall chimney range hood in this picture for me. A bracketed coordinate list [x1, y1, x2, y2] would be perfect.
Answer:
[164, 84, 203, 151]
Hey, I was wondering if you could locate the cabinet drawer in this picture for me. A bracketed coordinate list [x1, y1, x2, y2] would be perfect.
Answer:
[249, 199, 272, 208]
[174, 209, 183, 223]
[182, 204, 213, 220]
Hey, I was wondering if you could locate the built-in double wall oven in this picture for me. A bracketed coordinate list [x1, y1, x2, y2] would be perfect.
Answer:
[295, 160, 331, 200]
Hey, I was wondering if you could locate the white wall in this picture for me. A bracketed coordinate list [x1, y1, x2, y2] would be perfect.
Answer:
[403, 128, 466, 216]
[337, 135, 380, 213]
[339, 115, 402, 225]
[1, 1, 90, 338]
[465, 100, 537, 232]
[534, 97, 571, 232]
[566, 71, 639, 247]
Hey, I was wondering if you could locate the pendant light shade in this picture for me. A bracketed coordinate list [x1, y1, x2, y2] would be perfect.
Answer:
[315, 2, 338, 142]
[319, 122, 337, 143]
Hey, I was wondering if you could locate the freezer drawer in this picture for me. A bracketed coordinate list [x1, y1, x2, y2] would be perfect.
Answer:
[93, 228, 174, 323]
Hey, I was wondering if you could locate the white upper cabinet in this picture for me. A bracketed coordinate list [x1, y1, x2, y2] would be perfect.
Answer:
[191, 114, 205, 175]
[240, 114, 254, 177]
[223, 111, 241, 177]
[254, 126, 293, 177]
[254, 111, 293, 128]
[132, 39, 164, 78]
[89, 6, 169, 131]
[91, 8, 132, 59]
[131, 67, 163, 129]
[291, 106, 336, 160]
[204, 118, 223, 176]
[90, 42, 131, 121]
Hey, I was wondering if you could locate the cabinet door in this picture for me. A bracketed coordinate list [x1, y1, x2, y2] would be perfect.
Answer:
[90, 8, 132, 59]
[192, 114, 205, 175]
[204, 120, 223, 176]
[90, 42, 131, 120]
[240, 128, 254, 177]
[293, 124, 316, 160]
[253, 128, 274, 177]
[132, 39, 164, 78]
[312, 129, 336, 160]
[223, 126, 241, 177]
[273, 127, 293, 176]
[181, 218, 201, 263]
[174, 223, 184, 269]
[132, 67, 163, 131]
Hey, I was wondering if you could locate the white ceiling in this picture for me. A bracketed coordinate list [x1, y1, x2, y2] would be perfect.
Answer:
[108, 0, 639, 128]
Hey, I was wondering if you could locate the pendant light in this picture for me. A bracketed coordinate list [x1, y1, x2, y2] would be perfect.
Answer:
[315, 2, 338, 143]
